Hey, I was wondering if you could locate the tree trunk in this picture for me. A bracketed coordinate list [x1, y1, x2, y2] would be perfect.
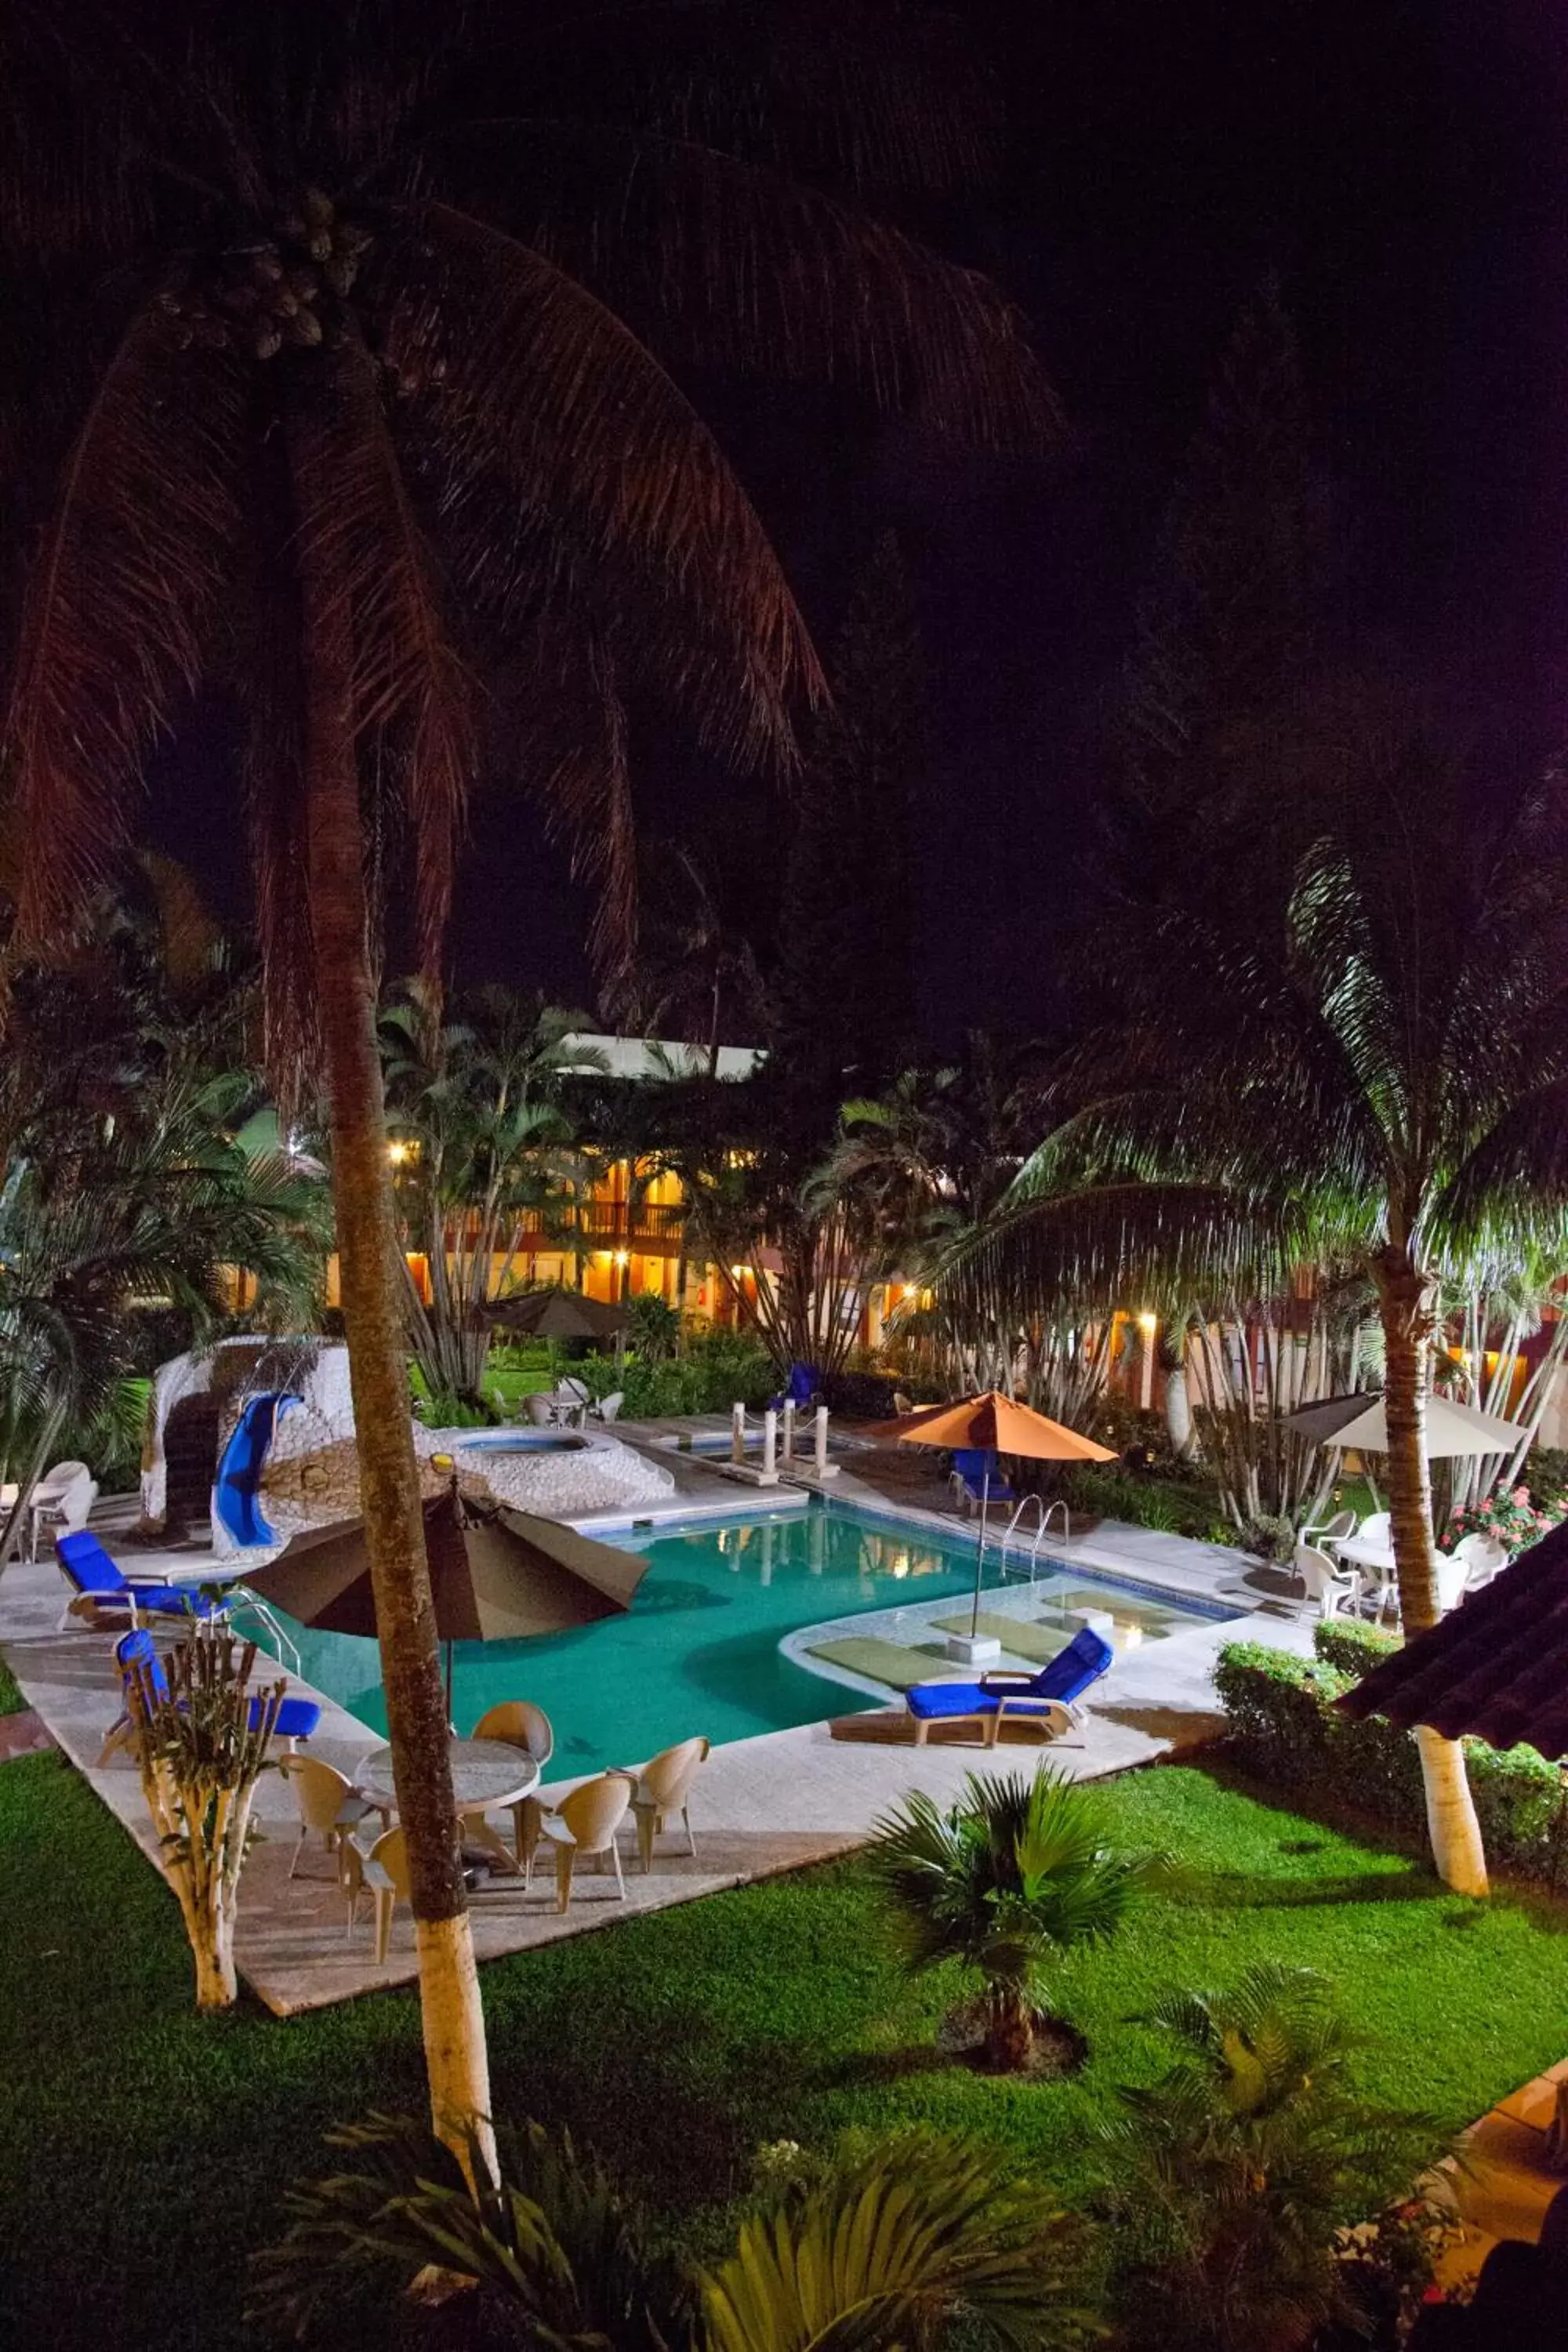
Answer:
[293, 405, 495, 2175]
[1372, 1246, 1488, 1896]
[985, 1985, 1035, 2071]
[1164, 1363, 1195, 1460]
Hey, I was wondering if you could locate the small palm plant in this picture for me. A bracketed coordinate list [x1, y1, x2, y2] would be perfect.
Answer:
[125, 1631, 286, 2009]
[867, 1765, 1161, 2071]
[249, 2112, 1092, 2351]
[1098, 1963, 1443, 2352]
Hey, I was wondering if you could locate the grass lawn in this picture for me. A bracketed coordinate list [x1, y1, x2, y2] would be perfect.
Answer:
[4, 1755, 1568, 2347]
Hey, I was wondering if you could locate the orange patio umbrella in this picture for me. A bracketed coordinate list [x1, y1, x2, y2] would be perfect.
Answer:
[866, 1392, 1116, 1653]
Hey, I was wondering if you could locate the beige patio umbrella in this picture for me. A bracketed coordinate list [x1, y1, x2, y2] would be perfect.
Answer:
[865, 1391, 1116, 1650]
[245, 1481, 648, 1709]
[1286, 1391, 1527, 1457]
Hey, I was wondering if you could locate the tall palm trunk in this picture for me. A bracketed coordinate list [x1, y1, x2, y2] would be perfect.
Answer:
[1372, 1245, 1488, 1896]
[293, 408, 496, 2173]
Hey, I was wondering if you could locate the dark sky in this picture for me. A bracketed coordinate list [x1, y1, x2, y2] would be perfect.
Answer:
[148, 0, 1568, 1040]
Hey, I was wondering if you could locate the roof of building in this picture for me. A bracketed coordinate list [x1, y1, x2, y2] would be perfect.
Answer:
[1334, 1516, 1568, 1758]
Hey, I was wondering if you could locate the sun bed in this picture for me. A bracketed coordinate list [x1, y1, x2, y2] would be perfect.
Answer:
[948, 1447, 1018, 1514]
[100, 1628, 321, 1764]
[905, 1625, 1114, 1747]
[55, 1530, 232, 1632]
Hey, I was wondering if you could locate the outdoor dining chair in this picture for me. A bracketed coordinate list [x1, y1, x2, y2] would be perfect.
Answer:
[31, 1462, 97, 1560]
[1294, 1541, 1363, 1622]
[619, 1736, 710, 1871]
[526, 1772, 633, 1911]
[1452, 1532, 1509, 1593]
[472, 1700, 554, 1867]
[339, 1824, 410, 1961]
[281, 1755, 390, 1881]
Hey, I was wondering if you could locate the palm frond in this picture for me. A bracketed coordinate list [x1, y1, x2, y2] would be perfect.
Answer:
[384, 199, 823, 758]
[2, 304, 247, 947]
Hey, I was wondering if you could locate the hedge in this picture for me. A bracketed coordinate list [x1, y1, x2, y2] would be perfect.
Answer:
[1214, 1622, 1568, 1892]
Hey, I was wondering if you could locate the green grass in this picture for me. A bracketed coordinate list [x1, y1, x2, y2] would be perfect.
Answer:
[5, 1758, 1568, 2347]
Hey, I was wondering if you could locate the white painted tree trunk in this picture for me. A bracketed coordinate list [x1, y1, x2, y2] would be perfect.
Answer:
[1414, 1726, 1490, 1897]
[1163, 1363, 1195, 1460]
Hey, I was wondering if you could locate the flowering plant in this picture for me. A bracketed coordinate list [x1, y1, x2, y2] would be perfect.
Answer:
[1334, 2179, 1467, 2337]
[1443, 1483, 1563, 1556]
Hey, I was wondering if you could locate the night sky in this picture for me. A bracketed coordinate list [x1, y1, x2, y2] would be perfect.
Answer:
[147, 1, 1568, 1041]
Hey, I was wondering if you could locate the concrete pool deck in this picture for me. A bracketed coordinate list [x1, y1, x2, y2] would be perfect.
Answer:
[0, 1475, 1313, 2016]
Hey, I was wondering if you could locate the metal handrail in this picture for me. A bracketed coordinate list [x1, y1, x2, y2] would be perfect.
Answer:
[234, 1590, 302, 1679]
[999, 1496, 1072, 1588]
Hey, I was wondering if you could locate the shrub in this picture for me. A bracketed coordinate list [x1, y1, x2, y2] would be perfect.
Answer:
[1061, 1462, 1224, 1541]
[1213, 1630, 1568, 1891]
[1238, 1512, 1295, 1565]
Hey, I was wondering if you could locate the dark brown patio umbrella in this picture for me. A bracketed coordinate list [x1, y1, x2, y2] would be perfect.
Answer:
[485, 1287, 630, 1341]
[1336, 1516, 1568, 1758]
[245, 1483, 648, 1708]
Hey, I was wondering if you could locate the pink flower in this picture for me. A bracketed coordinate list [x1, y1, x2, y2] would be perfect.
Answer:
[1513, 1486, 1532, 1507]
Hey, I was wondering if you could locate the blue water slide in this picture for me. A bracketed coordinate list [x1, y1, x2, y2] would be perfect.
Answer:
[212, 1392, 301, 1548]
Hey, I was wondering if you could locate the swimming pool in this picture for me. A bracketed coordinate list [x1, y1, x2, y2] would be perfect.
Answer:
[249, 1502, 1218, 1778]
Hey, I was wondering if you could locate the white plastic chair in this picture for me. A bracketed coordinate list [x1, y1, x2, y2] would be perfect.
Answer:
[528, 1773, 633, 1911]
[595, 1392, 624, 1425]
[1295, 1541, 1363, 1621]
[1452, 1532, 1509, 1592]
[620, 1736, 710, 1872]
[1301, 1508, 1356, 1555]
[472, 1700, 555, 1867]
[29, 1461, 96, 1559]
[1356, 1509, 1392, 1547]
[526, 1392, 555, 1428]
[1433, 1551, 1469, 1615]
[281, 1755, 389, 1880]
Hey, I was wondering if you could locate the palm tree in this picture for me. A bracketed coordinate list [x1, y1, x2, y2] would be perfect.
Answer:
[250, 2110, 1090, 2351]
[2, 1, 1054, 2157]
[1098, 1964, 1442, 2352]
[867, 1764, 1160, 2071]
[941, 720, 1568, 1895]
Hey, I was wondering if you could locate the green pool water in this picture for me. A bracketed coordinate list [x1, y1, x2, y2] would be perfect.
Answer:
[251, 1503, 1203, 1779]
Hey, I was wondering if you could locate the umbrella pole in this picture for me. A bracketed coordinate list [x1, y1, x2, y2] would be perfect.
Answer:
[971, 1468, 989, 1639]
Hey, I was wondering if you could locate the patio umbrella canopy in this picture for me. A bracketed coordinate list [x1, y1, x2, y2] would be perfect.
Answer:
[486, 1287, 630, 1341]
[1286, 1391, 1526, 1457]
[1336, 1515, 1568, 1757]
[865, 1392, 1116, 1656]
[245, 1485, 648, 1700]
[866, 1390, 1118, 1462]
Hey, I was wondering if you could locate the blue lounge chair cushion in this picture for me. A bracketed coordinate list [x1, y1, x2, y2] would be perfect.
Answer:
[56, 1530, 226, 1621]
[906, 1627, 1114, 1722]
[114, 1630, 321, 1741]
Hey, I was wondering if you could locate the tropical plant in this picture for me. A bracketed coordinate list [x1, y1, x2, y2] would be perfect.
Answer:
[123, 1630, 287, 2009]
[381, 985, 590, 1406]
[612, 834, 769, 1077]
[250, 2110, 1091, 2352]
[0, 935, 326, 1561]
[867, 1765, 1160, 2071]
[943, 720, 1568, 1896]
[626, 1290, 681, 1363]
[2, 0, 1051, 2158]
[1098, 1964, 1443, 2352]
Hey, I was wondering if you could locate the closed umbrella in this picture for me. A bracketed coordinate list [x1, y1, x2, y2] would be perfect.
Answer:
[486, 1288, 630, 1341]
[1286, 1391, 1526, 1457]
[245, 1481, 648, 1711]
[865, 1392, 1116, 1654]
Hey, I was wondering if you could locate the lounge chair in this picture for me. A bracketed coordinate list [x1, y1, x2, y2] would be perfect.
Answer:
[280, 1755, 390, 1879]
[906, 1625, 1113, 1748]
[525, 1771, 633, 1911]
[1294, 1541, 1363, 1621]
[55, 1529, 231, 1633]
[617, 1736, 710, 1872]
[101, 1628, 321, 1764]
[949, 1447, 1018, 1516]
[471, 1700, 555, 1867]
[30, 1461, 98, 1559]
[770, 1360, 819, 1413]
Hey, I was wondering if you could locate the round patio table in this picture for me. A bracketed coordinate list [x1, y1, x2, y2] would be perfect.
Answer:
[355, 1737, 540, 1874]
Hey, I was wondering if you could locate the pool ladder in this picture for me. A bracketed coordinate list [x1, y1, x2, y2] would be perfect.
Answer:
[233, 1588, 303, 1679]
[998, 1496, 1072, 1588]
